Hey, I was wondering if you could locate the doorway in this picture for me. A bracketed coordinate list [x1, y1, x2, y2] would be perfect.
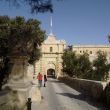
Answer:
[47, 68, 55, 78]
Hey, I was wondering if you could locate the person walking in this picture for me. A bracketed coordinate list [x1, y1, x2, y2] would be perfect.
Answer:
[43, 74, 47, 87]
[37, 72, 43, 87]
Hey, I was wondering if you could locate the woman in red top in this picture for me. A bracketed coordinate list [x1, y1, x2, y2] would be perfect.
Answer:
[37, 72, 43, 87]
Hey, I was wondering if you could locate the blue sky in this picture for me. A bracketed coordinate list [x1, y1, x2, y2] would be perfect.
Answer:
[0, 0, 110, 45]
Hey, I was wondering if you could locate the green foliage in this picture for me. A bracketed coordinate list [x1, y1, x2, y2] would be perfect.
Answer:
[108, 35, 110, 43]
[0, 15, 45, 89]
[0, 16, 45, 63]
[92, 51, 110, 81]
[62, 48, 78, 77]
[3, 0, 53, 13]
[62, 49, 110, 81]
[62, 48, 92, 78]
[77, 53, 92, 79]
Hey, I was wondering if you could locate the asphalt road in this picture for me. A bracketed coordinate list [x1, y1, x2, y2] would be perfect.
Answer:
[32, 78, 109, 110]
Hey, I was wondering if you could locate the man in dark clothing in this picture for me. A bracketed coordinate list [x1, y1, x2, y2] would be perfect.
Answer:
[44, 75, 47, 87]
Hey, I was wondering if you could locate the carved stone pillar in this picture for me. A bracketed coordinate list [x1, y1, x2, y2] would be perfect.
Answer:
[2, 55, 31, 110]
[8, 56, 30, 88]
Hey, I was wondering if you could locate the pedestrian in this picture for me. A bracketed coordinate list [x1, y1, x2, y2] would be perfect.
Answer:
[44, 74, 47, 87]
[37, 72, 43, 87]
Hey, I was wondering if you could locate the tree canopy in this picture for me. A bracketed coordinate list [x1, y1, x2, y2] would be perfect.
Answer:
[76, 53, 92, 79]
[3, 0, 54, 13]
[62, 48, 110, 81]
[92, 51, 110, 81]
[0, 16, 45, 89]
[0, 16, 45, 63]
[62, 48, 78, 77]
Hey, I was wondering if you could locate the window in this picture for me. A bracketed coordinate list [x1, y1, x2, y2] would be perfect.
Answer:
[50, 47, 53, 52]
[86, 50, 88, 52]
[90, 51, 92, 54]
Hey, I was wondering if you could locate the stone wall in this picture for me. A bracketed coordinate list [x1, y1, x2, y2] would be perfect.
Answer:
[104, 82, 110, 106]
[58, 77, 108, 102]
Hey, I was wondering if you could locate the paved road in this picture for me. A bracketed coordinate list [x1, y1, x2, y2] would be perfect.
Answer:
[32, 78, 109, 110]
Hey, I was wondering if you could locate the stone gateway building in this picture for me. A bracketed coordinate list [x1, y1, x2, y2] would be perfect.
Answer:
[34, 34, 66, 78]
[31, 35, 110, 79]
[27, 33, 110, 80]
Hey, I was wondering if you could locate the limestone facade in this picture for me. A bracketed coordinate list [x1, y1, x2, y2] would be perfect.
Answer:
[72, 45, 110, 62]
[33, 36, 110, 78]
[34, 34, 66, 77]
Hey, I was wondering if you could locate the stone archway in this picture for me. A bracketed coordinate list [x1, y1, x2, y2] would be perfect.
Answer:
[46, 62, 56, 78]
[47, 68, 55, 78]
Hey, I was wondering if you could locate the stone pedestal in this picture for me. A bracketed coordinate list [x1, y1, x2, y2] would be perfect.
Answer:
[6, 56, 31, 90]
[2, 56, 31, 110]
[9, 56, 29, 83]
[29, 85, 41, 102]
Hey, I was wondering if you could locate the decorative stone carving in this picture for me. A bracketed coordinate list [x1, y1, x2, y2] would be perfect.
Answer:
[35, 34, 66, 77]
[1, 56, 31, 110]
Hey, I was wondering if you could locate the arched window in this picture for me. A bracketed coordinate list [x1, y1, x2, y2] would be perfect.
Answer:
[50, 47, 53, 52]
[90, 51, 92, 54]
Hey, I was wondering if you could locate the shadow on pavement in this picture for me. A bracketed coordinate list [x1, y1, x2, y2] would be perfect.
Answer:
[47, 78, 62, 83]
[56, 92, 109, 110]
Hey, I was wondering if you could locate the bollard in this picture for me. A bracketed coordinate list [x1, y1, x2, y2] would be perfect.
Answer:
[27, 98, 32, 110]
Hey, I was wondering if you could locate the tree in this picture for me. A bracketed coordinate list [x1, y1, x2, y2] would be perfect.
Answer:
[62, 48, 92, 78]
[0, 15, 45, 89]
[3, 0, 56, 13]
[77, 53, 92, 79]
[62, 48, 78, 77]
[92, 51, 110, 81]
[0, 16, 45, 60]
[108, 35, 110, 43]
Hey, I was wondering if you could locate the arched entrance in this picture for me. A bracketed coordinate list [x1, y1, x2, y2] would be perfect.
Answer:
[47, 68, 55, 78]
[46, 62, 56, 78]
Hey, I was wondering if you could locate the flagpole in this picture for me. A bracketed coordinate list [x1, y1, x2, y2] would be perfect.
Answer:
[50, 16, 53, 35]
